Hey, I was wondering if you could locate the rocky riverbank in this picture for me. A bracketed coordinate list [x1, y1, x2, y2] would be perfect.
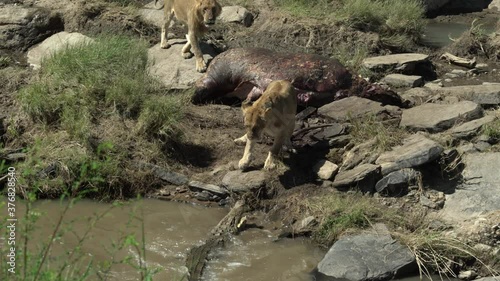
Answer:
[1, 0, 500, 280]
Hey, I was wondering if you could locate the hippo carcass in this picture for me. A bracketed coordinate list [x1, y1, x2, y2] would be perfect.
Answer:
[192, 48, 403, 107]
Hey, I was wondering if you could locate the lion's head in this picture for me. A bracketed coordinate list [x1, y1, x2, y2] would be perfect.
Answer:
[242, 99, 271, 140]
[196, 0, 222, 27]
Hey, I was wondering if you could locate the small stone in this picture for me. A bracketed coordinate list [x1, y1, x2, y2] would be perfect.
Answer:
[195, 191, 211, 201]
[458, 270, 477, 280]
[313, 160, 339, 180]
[420, 195, 438, 209]
[474, 141, 491, 152]
[445, 78, 453, 82]
[219, 6, 254, 27]
[381, 74, 424, 88]
[451, 69, 467, 76]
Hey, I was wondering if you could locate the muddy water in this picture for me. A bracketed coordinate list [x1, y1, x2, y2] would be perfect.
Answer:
[422, 20, 496, 48]
[1, 199, 323, 280]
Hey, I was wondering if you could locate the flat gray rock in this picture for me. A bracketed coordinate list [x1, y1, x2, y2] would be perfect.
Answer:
[318, 97, 387, 121]
[376, 134, 444, 175]
[401, 88, 434, 107]
[27, 32, 93, 69]
[400, 101, 483, 132]
[222, 170, 266, 193]
[381, 74, 423, 88]
[362, 53, 429, 72]
[440, 153, 500, 223]
[332, 164, 380, 192]
[317, 233, 416, 281]
[429, 84, 500, 106]
[188, 181, 227, 195]
[148, 41, 216, 89]
[449, 115, 497, 139]
[219, 6, 253, 27]
[0, 4, 63, 50]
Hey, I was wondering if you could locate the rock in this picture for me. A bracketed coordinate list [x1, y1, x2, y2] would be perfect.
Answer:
[148, 42, 217, 89]
[318, 97, 389, 121]
[440, 153, 500, 223]
[401, 88, 434, 107]
[428, 84, 500, 106]
[474, 277, 500, 281]
[188, 181, 228, 195]
[195, 190, 212, 201]
[0, 4, 63, 50]
[296, 107, 317, 120]
[376, 134, 444, 175]
[332, 164, 381, 192]
[312, 123, 345, 140]
[449, 115, 496, 139]
[316, 233, 416, 281]
[458, 270, 477, 280]
[218, 6, 253, 27]
[490, 0, 500, 10]
[328, 135, 351, 147]
[400, 101, 483, 133]
[135, 162, 188, 185]
[222, 170, 266, 193]
[457, 143, 478, 154]
[340, 139, 377, 171]
[27, 32, 93, 69]
[313, 160, 339, 180]
[474, 141, 491, 151]
[451, 69, 467, 76]
[375, 168, 421, 196]
[381, 74, 423, 88]
[292, 216, 317, 235]
[362, 53, 429, 74]
[139, 8, 165, 28]
[442, 0, 492, 13]
[420, 194, 439, 209]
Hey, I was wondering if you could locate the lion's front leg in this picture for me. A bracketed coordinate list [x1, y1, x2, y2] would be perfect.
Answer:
[234, 134, 248, 146]
[264, 132, 286, 170]
[238, 138, 255, 170]
[187, 30, 207, 73]
[182, 34, 194, 59]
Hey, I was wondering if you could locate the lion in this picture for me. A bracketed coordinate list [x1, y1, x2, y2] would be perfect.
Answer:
[234, 80, 298, 171]
[155, 0, 222, 73]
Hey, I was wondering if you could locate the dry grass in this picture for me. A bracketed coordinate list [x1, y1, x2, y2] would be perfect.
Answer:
[349, 114, 408, 152]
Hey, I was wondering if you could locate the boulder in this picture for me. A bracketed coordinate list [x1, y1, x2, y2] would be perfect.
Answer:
[218, 6, 253, 27]
[332, 164, 381, 192]
[376, 134, 444, 175]
[140, 1, 176, 29]
[222, 170, 266, 193]
[313, 160, 339, 180]
[489, 0, 500, 10]
[429, 84, 500, 106]
[440, 153, 500, 223]
[188, 181, 228, 195]
[381, 74, 424, 88]
[400, 101, 483, 133]
[362, 53, 430, 75]
[148, 41, 217, 89]
[27, 32, 93, 69]
[375, 168, 421, 196]
[448, 115, 497, 139]
[316, 232, 416, 281]
[0, 4, 63, 50]
[318, 97, 390, 122]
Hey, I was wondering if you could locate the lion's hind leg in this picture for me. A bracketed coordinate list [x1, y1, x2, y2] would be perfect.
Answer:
[160, 5, 174, 49]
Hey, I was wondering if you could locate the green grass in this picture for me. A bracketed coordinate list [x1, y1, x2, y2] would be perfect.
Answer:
[19, 35, 154, 140]
[482, 118, 500, 140]
[16, 35, 185, 199]
[0, 56, 10, 68]
[331, 43, 372, 77]
[275, 0, 425, 50]
[136, 94, 185, 139]
[349, 114, 408, 152]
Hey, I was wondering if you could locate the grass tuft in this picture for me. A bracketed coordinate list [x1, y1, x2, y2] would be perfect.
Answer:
[349, 114, 408, 152]
[136, 94, 185, 141]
